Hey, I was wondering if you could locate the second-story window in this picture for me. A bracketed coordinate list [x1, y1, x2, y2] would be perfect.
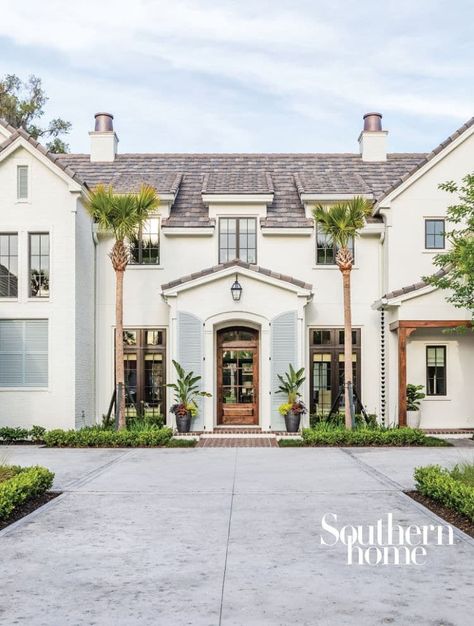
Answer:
[316, 225, 354, 265]
[425, 219, 445, 249]
[219, 218, 257, 264]
[29, 233, 50, 297]
[0, 233, 18, 298]
[129, 218, 160, 265]
[17, 165, 29, 201]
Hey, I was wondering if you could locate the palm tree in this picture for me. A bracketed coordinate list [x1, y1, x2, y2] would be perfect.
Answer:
[313, 197, 372, 429]
[85, 184, 160, 429]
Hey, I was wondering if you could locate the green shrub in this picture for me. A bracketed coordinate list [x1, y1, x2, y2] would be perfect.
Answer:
[166, 438, 197, 448]
[302, 425, 447, 447]
[310, 413, 378, 429]
[0, 466, 54, 520]
[44, 427, 173, 448]
[30, 425, 46, 443]
[278, 439, 304, 447]
[0, 427, 30, 443]
[414, 465, 474, 522]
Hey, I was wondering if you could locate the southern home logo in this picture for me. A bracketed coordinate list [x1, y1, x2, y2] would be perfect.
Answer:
[320, 513, 454, 565]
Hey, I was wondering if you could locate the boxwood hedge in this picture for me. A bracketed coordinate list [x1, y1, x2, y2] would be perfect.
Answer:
[414, 465, 474, 522]
[0, 466, 54, 520]
[302, 427, 448, 447]
[43, 427, 174, 448]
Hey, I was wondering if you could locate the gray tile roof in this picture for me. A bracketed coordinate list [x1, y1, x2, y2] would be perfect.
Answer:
[383, 268, 448, 300]
[294, 171, 371, 195]
[202, 170, 274, 194]
[56, 152, 425, 227]
[161, 259, 312, 291]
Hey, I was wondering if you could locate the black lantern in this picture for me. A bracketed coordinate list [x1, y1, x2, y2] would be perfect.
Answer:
[230, 274, 242, 301]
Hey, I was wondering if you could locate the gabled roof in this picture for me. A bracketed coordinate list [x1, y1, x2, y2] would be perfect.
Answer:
[374, 117, 474, 209]
[161, 259, 312, 292]
[0, 119, 85, 187]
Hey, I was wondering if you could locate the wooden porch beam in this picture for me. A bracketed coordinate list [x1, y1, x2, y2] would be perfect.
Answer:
[390, 320, 472, 332]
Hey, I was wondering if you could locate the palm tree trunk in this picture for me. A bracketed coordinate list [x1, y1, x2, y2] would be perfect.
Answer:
[342, 267, 353, 430]
[115, 268, 126, 429]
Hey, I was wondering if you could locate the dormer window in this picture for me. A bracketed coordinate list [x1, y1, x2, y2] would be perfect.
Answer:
[316, 224, 354, 265]
[17, 165, 29, 201]
[425, 219, 445, 250]
[129, 217, 160, 265]
[219, 218, 256, 264]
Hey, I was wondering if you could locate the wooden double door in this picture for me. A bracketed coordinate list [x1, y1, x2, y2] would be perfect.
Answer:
[217, 327, 259, 425]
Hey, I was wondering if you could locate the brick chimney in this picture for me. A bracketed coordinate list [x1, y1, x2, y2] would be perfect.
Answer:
[358, 112, 387, 162]
[89, 113, 118, 162]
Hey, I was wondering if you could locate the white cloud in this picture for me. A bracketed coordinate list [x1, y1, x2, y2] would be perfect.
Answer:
[0, 0, 472, 151]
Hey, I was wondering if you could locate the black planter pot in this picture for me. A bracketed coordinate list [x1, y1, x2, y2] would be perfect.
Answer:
[175, 413, 192, 433]
[285, 411, 301, 433]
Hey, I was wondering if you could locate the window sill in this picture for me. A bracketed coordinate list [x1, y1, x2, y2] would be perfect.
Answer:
[27, 298, 50, 302]
[0, 387, 49, 392]
[424, 397, 451, 402]
[422, 250, 445, 254]
[127, 264, 164, 270]
[312, 266, 359, 270]
[15, 199, 31, 204]
[0, 298, 18, 301]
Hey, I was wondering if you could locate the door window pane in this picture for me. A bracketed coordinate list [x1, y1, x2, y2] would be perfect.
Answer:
[0, 233, 18, 297]
[312, 353, 332, 415]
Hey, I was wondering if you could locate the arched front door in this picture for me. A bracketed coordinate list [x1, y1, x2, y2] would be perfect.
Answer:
[217, 327, 259, 425]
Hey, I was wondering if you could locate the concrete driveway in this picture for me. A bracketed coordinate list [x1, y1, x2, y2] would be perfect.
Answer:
[1, 445, 473, 626]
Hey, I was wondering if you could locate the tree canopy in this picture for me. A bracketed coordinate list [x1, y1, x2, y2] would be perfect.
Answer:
[425, 174, 474, 321]
[0, 74, 71, 153]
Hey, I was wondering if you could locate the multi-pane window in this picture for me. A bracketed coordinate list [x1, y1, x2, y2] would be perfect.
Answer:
[129, 218, 160, 264]
[316, 225, 354, 265]
[426, 346, 446, 396]
[219, 218, 257, 263]
[425, 219, 445, 249]
[0, 234, 18, 297]
[29, 233, 50, 297]
[17, 165, 29, 200]
[122, 329, 166, 420]
[0, 319, 48, 388]
[310, 328, 361, 415]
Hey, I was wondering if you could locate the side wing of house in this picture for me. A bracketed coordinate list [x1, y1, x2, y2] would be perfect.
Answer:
[0, 127, 95, 429]
[374, 119, 474, 428]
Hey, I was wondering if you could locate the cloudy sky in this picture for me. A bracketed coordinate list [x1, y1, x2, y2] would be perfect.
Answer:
[0, 0, 472, 153]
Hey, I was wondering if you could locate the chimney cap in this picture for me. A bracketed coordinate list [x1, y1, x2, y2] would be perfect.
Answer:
[363, 112, 383, 132]
[94, 112, 114, 132]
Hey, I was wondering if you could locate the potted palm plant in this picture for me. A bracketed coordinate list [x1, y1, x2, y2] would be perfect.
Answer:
[406, 384, 425, 428]
[166, 360, 212, 433]
[276, 364, 307, 432]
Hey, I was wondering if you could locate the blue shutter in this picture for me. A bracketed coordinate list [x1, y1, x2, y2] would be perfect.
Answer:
[271, 311, 297, 430]
[177, 312, 204, 430]
[0, 319, 48, 387]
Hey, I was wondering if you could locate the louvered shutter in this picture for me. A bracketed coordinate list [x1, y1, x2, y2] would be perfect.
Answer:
[0, 319, 48, 387]
[177, 312, 204, 430]
[271, 311, 297, 430]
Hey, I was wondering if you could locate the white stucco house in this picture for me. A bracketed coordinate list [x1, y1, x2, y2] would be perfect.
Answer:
[0, 112, 472, 432]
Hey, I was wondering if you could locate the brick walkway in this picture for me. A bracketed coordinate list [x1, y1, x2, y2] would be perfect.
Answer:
[197, 437, 278, 447]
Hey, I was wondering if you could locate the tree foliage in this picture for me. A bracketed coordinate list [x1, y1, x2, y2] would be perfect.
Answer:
[425, 174, 474, 321]
[0, 74, 71, 153]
